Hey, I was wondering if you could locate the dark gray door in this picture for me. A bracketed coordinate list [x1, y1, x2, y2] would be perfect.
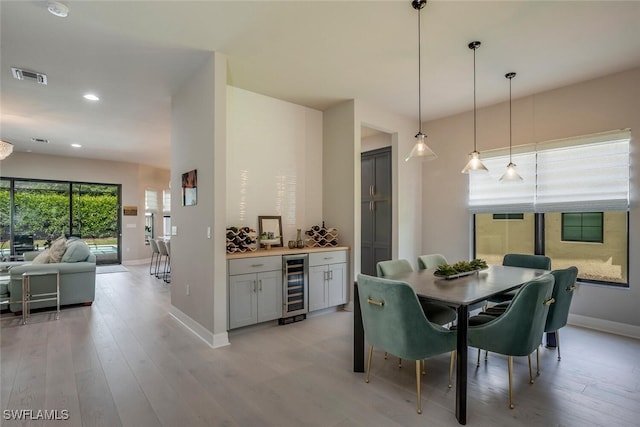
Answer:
[361, 147, 392, 276]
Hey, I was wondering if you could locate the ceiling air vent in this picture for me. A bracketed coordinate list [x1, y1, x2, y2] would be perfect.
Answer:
[31, 137, 50, 144]
[11, 67, 48, 85]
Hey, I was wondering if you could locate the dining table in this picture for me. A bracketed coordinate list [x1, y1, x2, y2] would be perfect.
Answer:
[353, 264, 549, 425]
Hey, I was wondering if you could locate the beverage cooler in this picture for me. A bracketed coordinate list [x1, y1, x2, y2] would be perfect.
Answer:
[281, 254, 308, 323]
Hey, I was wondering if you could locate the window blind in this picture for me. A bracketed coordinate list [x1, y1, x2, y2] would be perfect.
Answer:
[145, 189, 158, 212]
[163, 189, 171, 213]
[468, 129, 630, 213]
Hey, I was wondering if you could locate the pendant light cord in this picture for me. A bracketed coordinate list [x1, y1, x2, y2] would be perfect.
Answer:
[417, 7, 422, 133]
[509, 76, 512, 162]
[473, 46, 477, 151]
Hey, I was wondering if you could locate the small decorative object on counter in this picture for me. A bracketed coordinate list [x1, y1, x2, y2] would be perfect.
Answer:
[305, 221, 339, 247]
[226, 226, 258, 254]
[288, 240, 296, 249]
[296, 229, 304, 248]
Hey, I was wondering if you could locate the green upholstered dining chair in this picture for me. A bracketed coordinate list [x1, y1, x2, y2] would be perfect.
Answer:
[467, 273, 555, 409]
[486, 253, 552, 307]
[357, 274, 457, 414]
[538, 266, 579, 365]
[417, 254, 448, 270]
[377, 259, 457, 326]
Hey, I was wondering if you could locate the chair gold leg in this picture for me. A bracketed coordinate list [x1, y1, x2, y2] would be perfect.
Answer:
[536, 347, 540, 376]
[528, 354, 534, 384]
[485, 350, 489, 360]
[556, 330, 562, 361]
[449, 351, 456, 388]
[365, 345, 374, 383]
[421, 359, 426, 375]
[415, 360, 422, 414]
[477, 348, 481, 367]
[508, 356, 515, 409]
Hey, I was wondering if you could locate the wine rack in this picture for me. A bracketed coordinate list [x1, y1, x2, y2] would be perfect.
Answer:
[305, 223, 339, 248]
[226, 226, 258, 254]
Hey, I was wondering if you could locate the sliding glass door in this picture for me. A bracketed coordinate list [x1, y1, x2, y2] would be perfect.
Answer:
[0, 178, 121, 264]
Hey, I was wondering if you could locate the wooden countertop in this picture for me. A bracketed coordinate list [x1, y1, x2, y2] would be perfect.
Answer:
[226, 245, 350, 259]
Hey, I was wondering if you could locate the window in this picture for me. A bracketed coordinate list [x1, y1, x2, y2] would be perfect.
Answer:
[561, 212, 603, 243]
[470, 130, 630, 286]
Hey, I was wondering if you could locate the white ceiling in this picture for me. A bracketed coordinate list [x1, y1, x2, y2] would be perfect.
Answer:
[2, 1, 640, 169]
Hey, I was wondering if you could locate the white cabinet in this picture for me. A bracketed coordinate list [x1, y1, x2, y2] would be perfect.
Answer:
[228, 256, 282, 329]
[308, 250, 348, 312]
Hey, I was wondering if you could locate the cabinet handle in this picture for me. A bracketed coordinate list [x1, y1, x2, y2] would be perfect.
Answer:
[372, 184, 375, 197]
[259, 279, 263, 291]
[369, 184, 373, 197]
[323, 257, 334, 260]
[324, 271, 328, 281]
[329, 270, 333, 280]
[253, 280, 257, 293]
[251, 264, 264, 268]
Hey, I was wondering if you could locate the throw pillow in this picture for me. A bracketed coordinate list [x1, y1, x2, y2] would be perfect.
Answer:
[62, 239, 91, 263]
[48, 236, 67, 263]
[32, 249, 51, 264]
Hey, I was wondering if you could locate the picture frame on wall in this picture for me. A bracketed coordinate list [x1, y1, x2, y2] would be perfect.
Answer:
[182, 169, 197, 206]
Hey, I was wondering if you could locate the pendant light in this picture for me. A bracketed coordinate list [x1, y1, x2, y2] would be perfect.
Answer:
[0, 140, 14, 160]
[405, 0, 437, 162]
[500, 72, 523, 182]
[462, 41, 488, 173]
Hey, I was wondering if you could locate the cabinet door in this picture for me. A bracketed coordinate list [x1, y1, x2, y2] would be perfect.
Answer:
[328, 262, 347, 306]
[229, 273, 257, 329]
[257, 270, 282, 323]
[308, 265, 328, 312]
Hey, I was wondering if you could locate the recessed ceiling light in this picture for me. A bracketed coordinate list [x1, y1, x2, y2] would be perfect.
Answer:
[47, 1, 69, 18]
[83, 94, 99, 101]
[71, 143, 82, 148]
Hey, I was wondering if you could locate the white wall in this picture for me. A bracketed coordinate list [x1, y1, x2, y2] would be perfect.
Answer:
[422, 67, 640, 330]
[226, 86, 323, 240]
[0, 152, 169, 262]
[170, 52, 228, 346]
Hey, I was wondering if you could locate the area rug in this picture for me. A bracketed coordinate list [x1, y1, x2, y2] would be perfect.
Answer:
[96, 264, 129, 274]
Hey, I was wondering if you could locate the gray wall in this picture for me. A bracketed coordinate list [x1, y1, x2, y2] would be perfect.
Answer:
[422, 67, 640, 330]
[0, 152, 169, 262]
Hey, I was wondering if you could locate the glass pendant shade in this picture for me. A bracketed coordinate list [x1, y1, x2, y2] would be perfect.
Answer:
[462, 41, 487, 174]
[461, 150, 488, 173]
[499, 162, 523, 182]
[406, 132, 437, 162]
[404, 0, 436, 162]
[501, 72, 522, 182]
[0, 140, 14, 160]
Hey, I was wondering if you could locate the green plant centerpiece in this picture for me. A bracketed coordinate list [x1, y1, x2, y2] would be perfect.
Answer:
[434, 258, 488, 278]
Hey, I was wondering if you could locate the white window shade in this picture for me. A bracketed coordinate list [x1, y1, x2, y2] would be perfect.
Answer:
[537, 139, 629, 212]
[145, 189, 158, 212]
[163, 189, 171, 213]
[468, 152, 536, 213]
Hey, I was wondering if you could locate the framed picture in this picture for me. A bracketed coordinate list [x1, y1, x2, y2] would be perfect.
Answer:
[258, 215, 283, 247]
[182, 169, 197, 206]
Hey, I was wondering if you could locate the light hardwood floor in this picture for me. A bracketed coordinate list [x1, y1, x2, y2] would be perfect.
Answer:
[1, 264, 639, 427]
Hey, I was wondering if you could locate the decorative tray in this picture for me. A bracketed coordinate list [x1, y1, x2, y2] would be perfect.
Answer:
[433, 259, 489, 280]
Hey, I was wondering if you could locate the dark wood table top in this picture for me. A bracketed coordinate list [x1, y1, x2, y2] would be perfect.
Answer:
[385, 265, 549, 307]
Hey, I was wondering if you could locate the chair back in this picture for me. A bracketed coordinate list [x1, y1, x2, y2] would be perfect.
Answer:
[357, 274, 456, 360]
[417, 254, 447, 270]
[468, 274, 555, 357]
[503, 253, 551, 270]
[376, 259, 413, 277]
[150, 238, 160, 254]
[545, 266, 578, 333]
[157, 239, 168, 256]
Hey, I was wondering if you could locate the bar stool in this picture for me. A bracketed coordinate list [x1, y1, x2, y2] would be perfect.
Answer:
[149, 239, 160, 276]
[156, 239, 170, 283]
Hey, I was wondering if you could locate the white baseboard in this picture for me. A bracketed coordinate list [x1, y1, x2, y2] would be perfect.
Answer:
[568, 314, 640, 340]
[123, 258, 151, 266]
[169, 305, 230, 349]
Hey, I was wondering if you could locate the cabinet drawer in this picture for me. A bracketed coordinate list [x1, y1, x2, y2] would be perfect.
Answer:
[309, 250, 347, 267]
[228, 256, 281, 275]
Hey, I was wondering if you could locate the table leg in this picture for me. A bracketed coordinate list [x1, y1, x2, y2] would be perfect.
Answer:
[455, 304, 468, 425]
[353, 282, 365, 372]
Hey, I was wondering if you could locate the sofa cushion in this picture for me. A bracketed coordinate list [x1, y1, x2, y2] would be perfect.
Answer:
[0, 281, 8, 296]
[49, 237, 67, 263]
[62, 239, 91, 263]
[32, 250, 51, 264]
